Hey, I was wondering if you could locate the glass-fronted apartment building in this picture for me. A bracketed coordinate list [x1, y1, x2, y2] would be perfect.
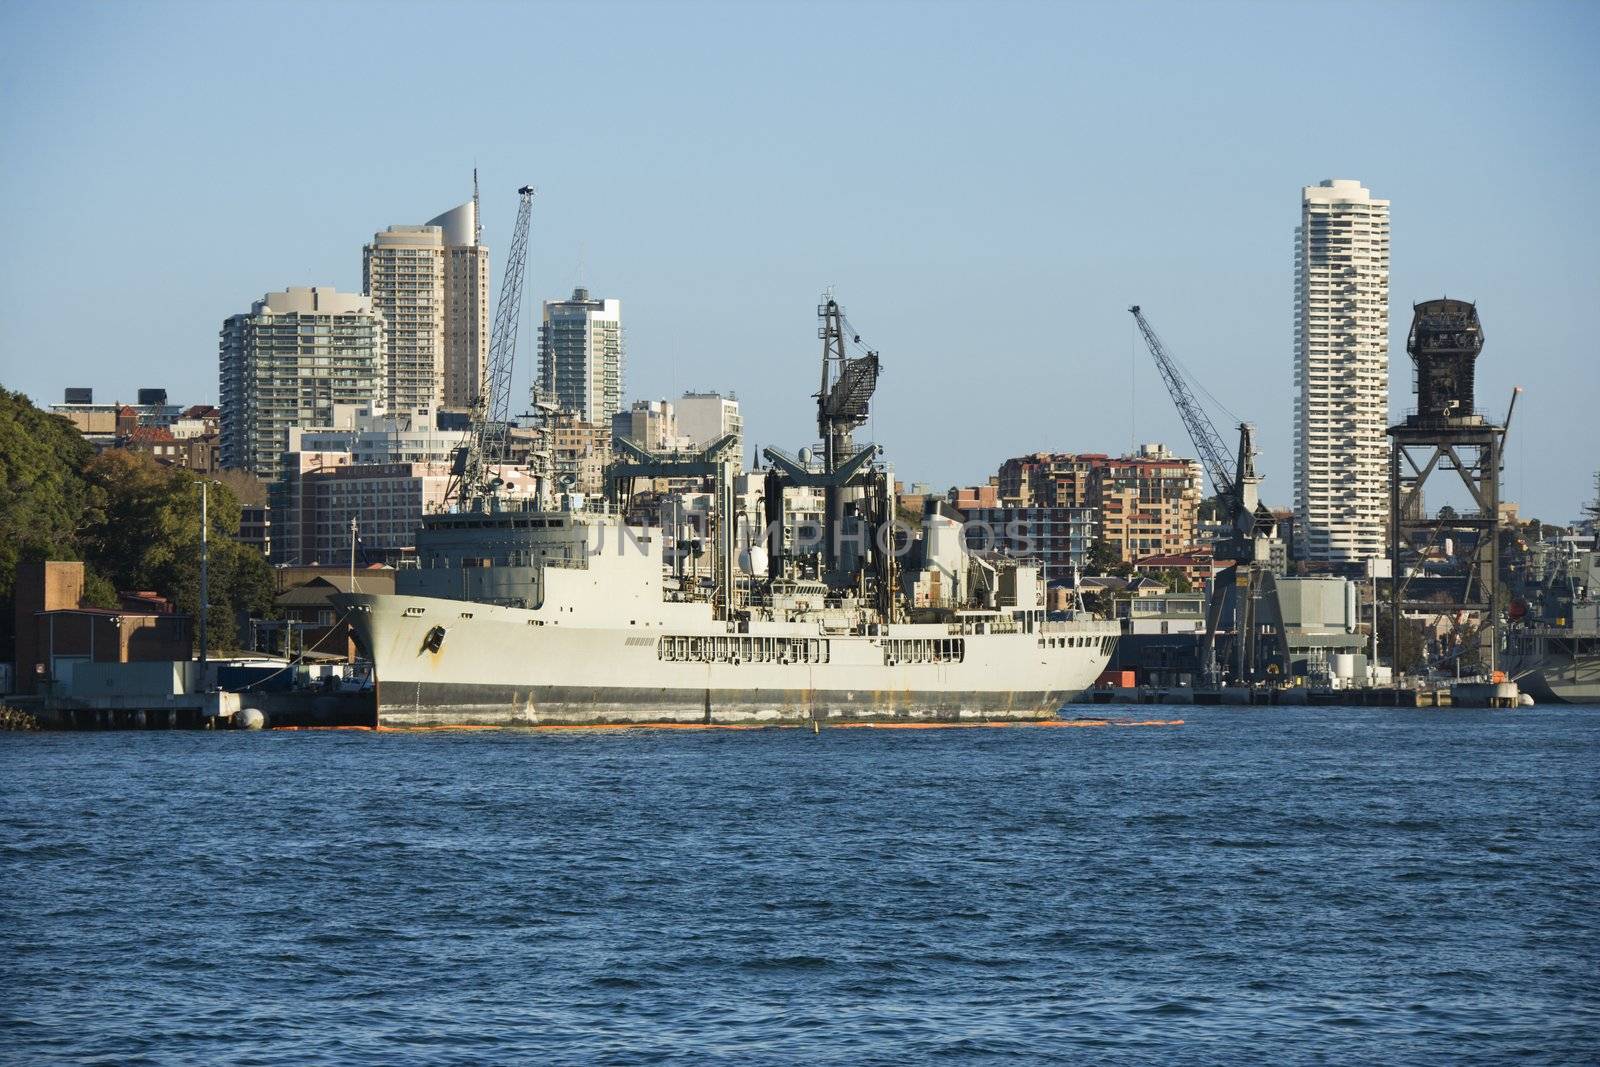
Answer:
[538, 287, 623, 425]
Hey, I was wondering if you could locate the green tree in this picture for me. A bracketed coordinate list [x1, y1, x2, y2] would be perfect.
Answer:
[79, 451, 273, 653]
[1085, 537, 1131, 578]
[0, 387, 106, 659]
[1146, 568, 1194, 593]
[1377, 605, 1428, 674]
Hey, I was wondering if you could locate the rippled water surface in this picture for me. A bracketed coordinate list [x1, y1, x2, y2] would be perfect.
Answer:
[3, 707, 1599, 1064]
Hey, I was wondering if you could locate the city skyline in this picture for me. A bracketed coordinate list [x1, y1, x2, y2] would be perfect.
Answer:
[1, 1, 1596, 522]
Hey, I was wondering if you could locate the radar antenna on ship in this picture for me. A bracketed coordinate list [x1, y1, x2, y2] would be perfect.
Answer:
[761, 296, 898, 620]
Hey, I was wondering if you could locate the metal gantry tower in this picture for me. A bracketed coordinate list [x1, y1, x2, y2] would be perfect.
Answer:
[451, 184, 534, 508]
[1388, 299, 1506, 678]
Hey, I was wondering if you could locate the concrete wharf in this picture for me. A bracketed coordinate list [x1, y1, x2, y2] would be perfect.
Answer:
[1077, 682, 1523, 709]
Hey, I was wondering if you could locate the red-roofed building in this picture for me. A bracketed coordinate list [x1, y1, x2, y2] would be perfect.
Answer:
[1131, 550, 1217, 588]
[117, 423, 220, 473]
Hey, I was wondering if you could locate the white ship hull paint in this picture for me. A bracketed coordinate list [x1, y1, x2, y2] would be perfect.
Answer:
[340, 593, 1118, 727]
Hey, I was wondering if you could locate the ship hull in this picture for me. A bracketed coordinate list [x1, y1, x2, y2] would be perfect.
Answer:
[340, 593, 1116, 728]
[374, 682, 1068, 727]
[1505, 652, 1600, 705]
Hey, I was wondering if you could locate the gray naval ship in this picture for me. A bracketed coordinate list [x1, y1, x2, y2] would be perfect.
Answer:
[1505, 543, 1600, 705]
[338, 299, 1117, 727]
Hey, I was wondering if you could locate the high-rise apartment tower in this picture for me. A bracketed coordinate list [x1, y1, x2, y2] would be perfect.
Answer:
[538, 287, 623, 425]
[1293, 178, 1390, 565]
[363, 198, 489, 418]
[219, 287, 385, 480]
[430, 201, 490, 411]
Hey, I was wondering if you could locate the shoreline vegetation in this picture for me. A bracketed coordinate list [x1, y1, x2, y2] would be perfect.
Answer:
[0, 386, 273, 665]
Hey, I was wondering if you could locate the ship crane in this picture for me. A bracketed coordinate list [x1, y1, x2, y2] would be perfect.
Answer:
[761, 296, 897, 621]
[449, 184, 535, 509]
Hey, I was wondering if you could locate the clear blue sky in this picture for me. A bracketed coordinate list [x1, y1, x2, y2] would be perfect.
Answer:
[2, 0, 1595, 521]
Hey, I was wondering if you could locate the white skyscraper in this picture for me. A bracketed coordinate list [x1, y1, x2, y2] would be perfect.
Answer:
[538, 288, 624, 425]
[1294, 179, 1391, 565]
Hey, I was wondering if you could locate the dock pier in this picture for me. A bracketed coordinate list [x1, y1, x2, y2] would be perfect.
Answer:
[1078, 682, 1523, 709]
[4, 691, 376, 731]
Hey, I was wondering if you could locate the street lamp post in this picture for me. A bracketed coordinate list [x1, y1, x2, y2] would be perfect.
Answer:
[199, 481, 209, 674]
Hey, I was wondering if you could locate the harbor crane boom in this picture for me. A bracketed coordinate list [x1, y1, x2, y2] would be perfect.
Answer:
[451, 184, 535, 507]
[1128, 304, 1284, 682]
[1128, 305, 1235, 499]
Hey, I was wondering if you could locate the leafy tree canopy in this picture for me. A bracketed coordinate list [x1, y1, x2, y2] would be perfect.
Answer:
[79, 451, 273, 652]
[1085, 537, 1132, 578]
[0, 389, 273, 658]
[0, 387, 105, 656]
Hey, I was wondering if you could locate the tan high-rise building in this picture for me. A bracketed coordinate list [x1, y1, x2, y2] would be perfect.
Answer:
[428, 201, 490, 411]
[1294, 178, 1390, 565]
[364, 225, 445, 416]
[1092, 446, 1203, 563]
[613, 399, 689, 452]
[674, 391, 743, 459]
[363, 198, 489, 418]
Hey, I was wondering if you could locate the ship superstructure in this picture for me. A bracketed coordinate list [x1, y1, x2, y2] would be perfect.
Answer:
[339, 297, 1116, 726]
[1506, 541, 1600, 704]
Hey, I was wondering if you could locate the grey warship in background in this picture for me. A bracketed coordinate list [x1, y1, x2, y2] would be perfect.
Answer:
[1505, 542, 1600, 704]
[338, 296, 1116, 727]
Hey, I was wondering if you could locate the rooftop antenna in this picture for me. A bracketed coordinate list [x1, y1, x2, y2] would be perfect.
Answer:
[472, 167, 482, 245]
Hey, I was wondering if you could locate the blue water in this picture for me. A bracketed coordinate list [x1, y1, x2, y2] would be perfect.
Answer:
[3, 708, 1598, 1065]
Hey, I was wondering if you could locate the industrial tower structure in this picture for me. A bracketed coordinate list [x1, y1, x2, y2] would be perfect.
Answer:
[1388, 299, 1509, 677]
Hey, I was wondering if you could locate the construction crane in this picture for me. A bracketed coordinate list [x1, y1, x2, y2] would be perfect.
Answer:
[1128, 305, 1235, 500]
[450, 184, 535, 508]
[1128, 305, 1284, 683]
[1127, 305, 1276, 561]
